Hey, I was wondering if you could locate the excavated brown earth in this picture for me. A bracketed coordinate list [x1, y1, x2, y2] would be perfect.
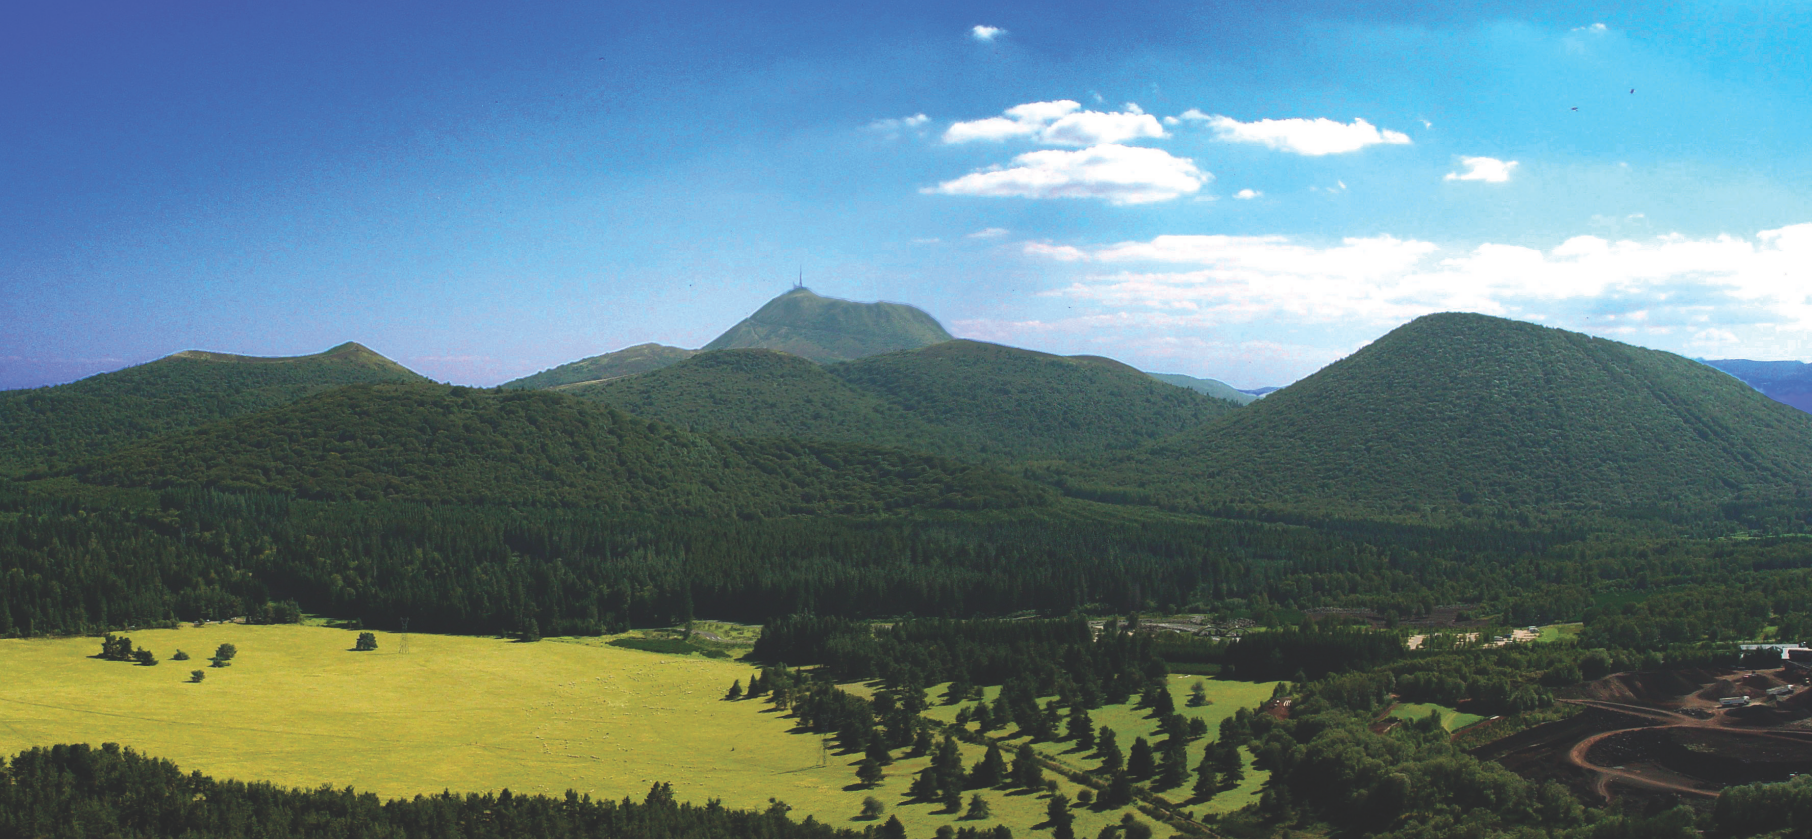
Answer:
[1479, 668, 1812, 806]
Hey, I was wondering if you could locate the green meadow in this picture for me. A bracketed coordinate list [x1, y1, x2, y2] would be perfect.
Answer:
[1387, 702, 1488, 732]
[0, 624, 1273, 837]
[900, 674, 1278, 816]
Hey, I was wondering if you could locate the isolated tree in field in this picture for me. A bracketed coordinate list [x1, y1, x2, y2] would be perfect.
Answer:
[965, 794, 991, 821]
[1193, 740, 1221, 801]
[908, 767, 940, 802]
[1187, 717, 1208, 741]
[1046, 792, 1074, 838]
[1103, 769, 1133, 807]
[171, 649, 190, 661]
[354, 632, 378, 652]
[878, 815, 907, 839]
[1127, 736, 1155, 780]
[1011, 743, 1044, 790]
[1156, 738, 1188, 790]
[856, 758, 884, 788]
[1187, 680, 1209, 707]
[969, 741, 1006, 788]
[1098, 727, 1123, 772]
[190, 670, 205, 683]
[866, 731, 894, 766]
[935, 826, 954, 839]
[724, 679, 742, 700]
[133, 648, 157, 666]
[1076, 788, 1094, 806]
[1068, 706, 1095, 747]
[860, 796, 885, 818]
[214, 643, 237, 662]
[1216, 742, 1245, 790]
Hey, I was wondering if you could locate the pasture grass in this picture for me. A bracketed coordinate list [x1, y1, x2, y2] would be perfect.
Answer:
[907, 674, 1278, 816]
[1388, 702, 1488, 732]
[0, 624, 1130, 837]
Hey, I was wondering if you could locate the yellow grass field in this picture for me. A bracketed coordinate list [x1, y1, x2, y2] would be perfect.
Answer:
[0, 624, 1221, 837]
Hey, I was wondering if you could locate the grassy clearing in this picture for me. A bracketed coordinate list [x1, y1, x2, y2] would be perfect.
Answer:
[903, 674, 1278, 818]
[1535, 623, 1583, 643]
[0, 624, 1095, 837]
[1388, 702, 1487, 732]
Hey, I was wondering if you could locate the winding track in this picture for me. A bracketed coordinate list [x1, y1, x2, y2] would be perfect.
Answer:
[1559, 699, 1812, 801]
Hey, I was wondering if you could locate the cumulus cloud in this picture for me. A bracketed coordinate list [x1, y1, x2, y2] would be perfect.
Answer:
[925, 144, 1209, 205]
[942, 100, 1165, 146]
[1233, 189, 1262, 200]
[1023, 224, 1812, 334]
[972, 25, 1005, 42]
[1193, 114, 1411, 156]
[1445, 156, 1518, 183]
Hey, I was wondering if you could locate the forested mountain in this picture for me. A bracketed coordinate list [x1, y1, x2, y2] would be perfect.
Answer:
[563, 349, 939, 444]
[829, 341, 1241, 461]
[1703, 357, 1812, 414]
[0, 342, 425, 478]
[701, 287, 952, 363]
[502, 343, 697, 390]
[72, 383, 1048, 515]
[1147, 372, 1259, 404]
[1069, 313, 1812, 517]
[564, 342, 1241, 462]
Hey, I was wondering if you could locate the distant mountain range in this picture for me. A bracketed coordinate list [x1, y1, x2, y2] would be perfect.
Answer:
[1702, 358, 1812, 415]
[12, 291, 1812, 523]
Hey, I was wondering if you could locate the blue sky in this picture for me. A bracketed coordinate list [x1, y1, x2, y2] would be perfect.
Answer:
[6, 1, 1812, 389]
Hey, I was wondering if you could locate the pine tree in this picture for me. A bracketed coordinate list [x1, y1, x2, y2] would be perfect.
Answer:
[1127, 737, 1155, 780]
[911, 728, 933, 757]
[724, 679, 743, 701]
[908, 767, 940, 801]
[1193, 740, 1220, 801]
[1156, 738, 1188, 790]
[1046, 792, 1074, 839]
[1104, 770, 1134, 807]
[857, 758, 885, 788]
[1011, 743, 1044, 790]
[879, 815, 908, 839]
[866, 731, 894, 766]
[965, 794, 991, 821]
[969, 741, 1006, 789]
[1216, 742, 1245, 791]
[1069, 706, 1095, 748]
[1187, 679, 1209, 707]
[1098, 727, 1123, 772]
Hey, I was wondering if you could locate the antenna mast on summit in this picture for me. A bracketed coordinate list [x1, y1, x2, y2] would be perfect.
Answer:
[796, 265, 803, 289]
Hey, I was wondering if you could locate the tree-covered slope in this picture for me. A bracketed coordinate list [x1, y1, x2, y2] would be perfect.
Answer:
[1084, 313, 1812, 516]
[0, 342, 426, 477]
[563, 349, 942, 445]
[1703, 358, 1812, 415]
[75, 384, 1049, 515]
[502, 343, 698, 390]
[701, 287, 952, 363]
[828, 340, 1242, 461]
[1148, 372, 1259, 405]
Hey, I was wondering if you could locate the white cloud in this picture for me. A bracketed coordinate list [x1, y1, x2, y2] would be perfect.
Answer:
[1197, 115, 1412, 156]
[1445, 156, 1518, 183]
[966, 227, 1010, 239]
[1573, 22, 1608, 33]
[1023, 224, 1812, 334]
[971, 25, 1005, 42]
[1233, 189, 1262, 200]
[942, 100, 1165, 146]
[865, 114, 930, 138]
[927, 144, 1210, 205]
